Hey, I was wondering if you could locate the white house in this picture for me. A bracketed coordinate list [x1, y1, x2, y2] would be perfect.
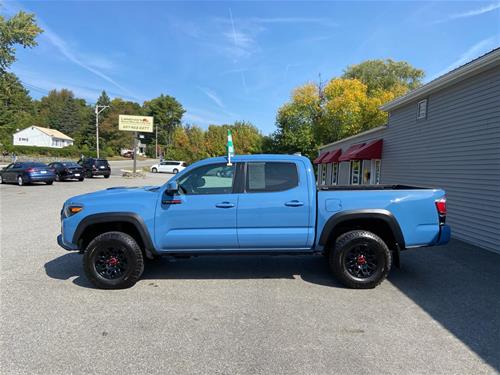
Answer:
[13, 126, 74, 148]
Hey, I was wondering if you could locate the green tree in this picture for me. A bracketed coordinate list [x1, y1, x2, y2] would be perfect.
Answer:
[0, 10, 42, 72]
[98, 98, 142, 154]
[143, 94, 185, 146]
[35, 89, 87, 136]
[343, 59, 424, 94]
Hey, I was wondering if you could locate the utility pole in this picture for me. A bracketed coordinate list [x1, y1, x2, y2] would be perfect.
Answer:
[95, 105, 109, 158]
[155, 122, 158, 159]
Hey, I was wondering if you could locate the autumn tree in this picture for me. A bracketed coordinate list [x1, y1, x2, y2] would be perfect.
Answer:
[343, 59, 424, 94]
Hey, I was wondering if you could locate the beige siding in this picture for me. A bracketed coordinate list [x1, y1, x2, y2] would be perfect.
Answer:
[382, 67, 500, 252]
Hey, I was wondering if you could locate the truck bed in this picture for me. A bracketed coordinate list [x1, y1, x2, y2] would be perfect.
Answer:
[318, 184, 429, 191]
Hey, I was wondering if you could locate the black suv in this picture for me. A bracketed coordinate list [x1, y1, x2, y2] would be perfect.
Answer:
[78, 158, 111, 178]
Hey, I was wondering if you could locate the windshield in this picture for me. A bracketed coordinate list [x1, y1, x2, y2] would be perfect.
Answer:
[95, 160, 109, 166]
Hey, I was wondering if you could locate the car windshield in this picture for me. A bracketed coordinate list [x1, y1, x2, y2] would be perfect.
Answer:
[96, 160, 109, 166]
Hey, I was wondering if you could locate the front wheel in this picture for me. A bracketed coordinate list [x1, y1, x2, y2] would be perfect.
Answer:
[83, 231, 144, 289]
[329, 230, 391, 289]
[17, 176, 24, 186]
[46, 180, 53, 185]
[0, 175, 3, 184]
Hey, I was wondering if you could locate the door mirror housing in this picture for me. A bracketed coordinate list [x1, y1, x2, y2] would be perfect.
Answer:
[165, 180, 179, 195]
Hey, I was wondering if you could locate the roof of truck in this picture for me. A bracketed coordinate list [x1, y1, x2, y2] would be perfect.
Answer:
[195, 154, 310, 164]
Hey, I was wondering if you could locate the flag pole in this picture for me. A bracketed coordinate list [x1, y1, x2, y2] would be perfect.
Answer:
[227, 129, 234, 166]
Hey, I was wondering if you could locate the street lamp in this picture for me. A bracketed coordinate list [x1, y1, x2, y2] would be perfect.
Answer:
[95, 105, 109, 158]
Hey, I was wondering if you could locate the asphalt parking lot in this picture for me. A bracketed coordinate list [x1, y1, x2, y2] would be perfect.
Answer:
[1, 174, 499, 374]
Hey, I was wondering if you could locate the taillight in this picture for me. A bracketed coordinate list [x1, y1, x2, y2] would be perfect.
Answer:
[435, 197, 447, 216]
[26, 168, 36, 173]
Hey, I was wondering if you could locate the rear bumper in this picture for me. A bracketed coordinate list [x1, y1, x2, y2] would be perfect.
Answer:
[91, 170, 110, 176]
[435, 224, 451, 246]
[27, 175, 55, 182]
[57, 234, 79, 251]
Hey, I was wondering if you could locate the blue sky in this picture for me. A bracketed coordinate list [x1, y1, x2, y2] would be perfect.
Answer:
[2, 1, 499, 134]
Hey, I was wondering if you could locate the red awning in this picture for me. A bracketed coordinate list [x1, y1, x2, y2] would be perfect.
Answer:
[313, 151, 330, 164]
[321, 149, 342, 163]
[350, 139, 383, 160]
[338, 143, 365, 162]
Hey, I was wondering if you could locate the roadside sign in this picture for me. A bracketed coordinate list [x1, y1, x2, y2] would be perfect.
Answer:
[118, 115, 154, 133]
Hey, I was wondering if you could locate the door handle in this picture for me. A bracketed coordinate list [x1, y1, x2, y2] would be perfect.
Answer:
[216, 202, 235, 208]
[285, 200, 304, 207]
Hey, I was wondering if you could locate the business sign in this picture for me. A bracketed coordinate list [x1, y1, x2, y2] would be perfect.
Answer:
[118, 115, 154, 133]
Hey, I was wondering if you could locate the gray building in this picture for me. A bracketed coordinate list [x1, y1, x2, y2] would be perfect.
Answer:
[316, 48, 500, 253]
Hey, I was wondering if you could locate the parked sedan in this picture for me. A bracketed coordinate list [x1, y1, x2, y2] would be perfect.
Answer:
[48, 161, 84, 181]
[0, 162, 55, 186]
[150, 160, 187, 174]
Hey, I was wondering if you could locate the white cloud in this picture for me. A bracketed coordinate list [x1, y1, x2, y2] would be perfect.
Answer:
[431, 37, 499, 79]
[436, 2, 500, 23]
[198, 87, 225, 108]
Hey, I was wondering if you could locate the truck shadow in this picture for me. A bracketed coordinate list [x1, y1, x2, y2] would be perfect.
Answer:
[388, 240, 500, 372]
[44, 253, 344, 289]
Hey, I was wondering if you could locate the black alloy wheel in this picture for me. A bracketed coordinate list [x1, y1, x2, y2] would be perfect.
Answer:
[329, 230, 391, 289]
[83, 231, 144, 289]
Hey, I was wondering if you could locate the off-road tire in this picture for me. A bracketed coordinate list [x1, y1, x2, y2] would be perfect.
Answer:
[83, 231, 144, 289]
[329, 230, 391, 289]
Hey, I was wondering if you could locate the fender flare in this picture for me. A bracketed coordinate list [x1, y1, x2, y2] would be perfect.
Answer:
[318, 209, 406, 249]
[72, 212, 158, 257]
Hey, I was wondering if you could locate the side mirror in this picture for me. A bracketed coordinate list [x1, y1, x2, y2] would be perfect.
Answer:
[165, 180, 179, 195]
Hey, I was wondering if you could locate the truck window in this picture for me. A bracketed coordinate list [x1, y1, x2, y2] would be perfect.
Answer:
[246, 162, 298, 192]
[177, 163, 235, 195]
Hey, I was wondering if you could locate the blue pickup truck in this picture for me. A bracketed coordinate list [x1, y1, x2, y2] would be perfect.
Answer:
[57, 154, 450, 289]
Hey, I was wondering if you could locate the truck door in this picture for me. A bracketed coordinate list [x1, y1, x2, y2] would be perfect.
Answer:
[155, 162, 239, 250]
[237, 161, 312, 249]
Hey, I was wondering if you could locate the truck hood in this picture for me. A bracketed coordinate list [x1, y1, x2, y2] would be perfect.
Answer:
[66, 185, 160, 205]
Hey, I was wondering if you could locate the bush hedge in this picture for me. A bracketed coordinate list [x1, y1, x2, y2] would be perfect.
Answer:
[0, 145, 102, 158]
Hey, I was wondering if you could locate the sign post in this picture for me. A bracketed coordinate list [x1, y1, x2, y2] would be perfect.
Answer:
[118, 115, 154, 173]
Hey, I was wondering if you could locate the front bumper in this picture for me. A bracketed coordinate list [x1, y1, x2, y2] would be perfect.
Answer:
[57, 234, 79, 251]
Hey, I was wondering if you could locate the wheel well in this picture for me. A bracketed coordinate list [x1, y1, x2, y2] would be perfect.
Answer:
[78, 221, 145, 252]
[325, 218, 398, 253]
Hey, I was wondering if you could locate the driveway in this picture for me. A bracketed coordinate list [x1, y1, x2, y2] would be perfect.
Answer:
[1, 174, 499, 374]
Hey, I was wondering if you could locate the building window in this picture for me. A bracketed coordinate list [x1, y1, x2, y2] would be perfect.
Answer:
[362, 160, 371, 184]
[374, 160, 381, 184]
[350, 160, 361, 185]
[417, 99, 427, 119]
[330, 163, 338, 185]
[320, 164, 327, 185]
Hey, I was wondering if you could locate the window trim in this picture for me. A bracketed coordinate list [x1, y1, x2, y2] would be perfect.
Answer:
[417, 99, 427, 120]
[330, 162, 338, 185]
[243, 161, 300, 194]
[374, 159, 382, 185]
[350, 160, 361, 185]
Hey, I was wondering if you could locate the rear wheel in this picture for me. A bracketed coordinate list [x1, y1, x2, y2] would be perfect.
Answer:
[173, 168, 179, 174]
[329, 230, 391, 289]
[83, 231, 144, 289]
[79, 178, 84, 182]
[104, 174, 110, 179]
[152, 167, 158, 173]
[0, 175, 3, 184]
[46, 180, 53, 185]
[17, 176, 24, 186]
[55, 174, 61, 182]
